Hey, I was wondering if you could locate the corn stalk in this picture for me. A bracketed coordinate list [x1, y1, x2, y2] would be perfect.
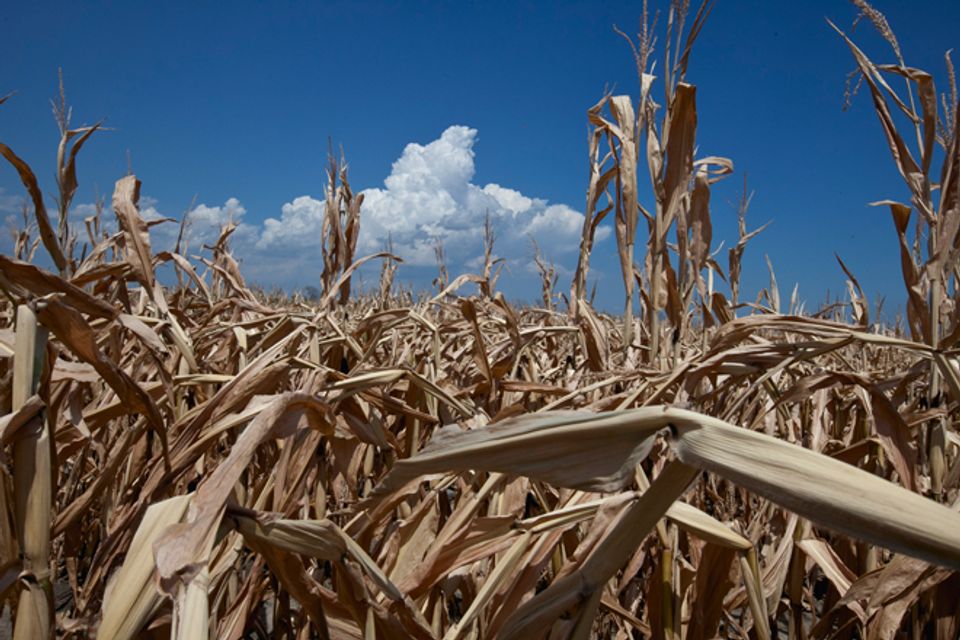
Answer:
[833, 4, 960, 495]
[12, 304, 51, 639]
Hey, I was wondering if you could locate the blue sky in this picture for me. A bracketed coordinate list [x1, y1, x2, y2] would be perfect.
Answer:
[2, 1, 958, 313]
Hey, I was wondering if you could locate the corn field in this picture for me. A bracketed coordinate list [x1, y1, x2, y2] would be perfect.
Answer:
[1, 2, 959, 638]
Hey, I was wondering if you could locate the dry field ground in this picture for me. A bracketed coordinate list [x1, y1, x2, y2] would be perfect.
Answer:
[1, 1, 959, 638]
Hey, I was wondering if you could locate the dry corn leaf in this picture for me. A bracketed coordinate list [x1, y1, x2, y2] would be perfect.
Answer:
[0, 255, 117, 319]
[232, 510, 346, 560]
[796, 537, 866, 622]
[98, 494, 191, 640]
[0, 394, 44, 447]
[498, 462, 699, 640]
[666, 501, 751, 550]
[373, 410, 661, 496]
[667, 409, 960, 569]
[0, 143, 67, 272]
[34, 296, 168, 447]
[112, 175, 157, 294]
[154, 392, 333, 597]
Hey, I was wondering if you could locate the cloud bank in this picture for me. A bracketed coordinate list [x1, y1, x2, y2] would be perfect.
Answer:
[253, 126, 607, 276]
[64, 126, 607, 290]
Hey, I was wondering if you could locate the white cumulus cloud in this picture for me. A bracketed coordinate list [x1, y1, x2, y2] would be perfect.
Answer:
[354, 125, 607, 266]
[257, 196, 325, 249]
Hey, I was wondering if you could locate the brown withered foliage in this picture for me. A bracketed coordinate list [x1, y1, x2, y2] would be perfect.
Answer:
[1, 2, 959, 639]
